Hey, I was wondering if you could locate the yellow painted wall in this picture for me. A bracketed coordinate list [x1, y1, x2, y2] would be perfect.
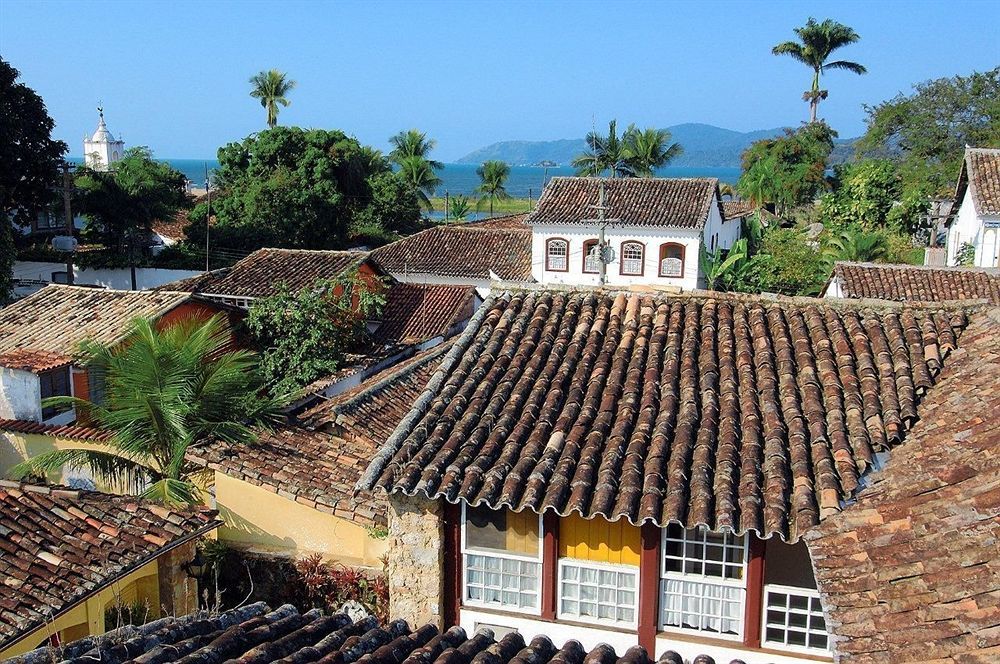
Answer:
[0, 560, 160, 660]
[0, 431, 118, 490]
[213, 472, 387, 568]
[559, 513, 640, 566]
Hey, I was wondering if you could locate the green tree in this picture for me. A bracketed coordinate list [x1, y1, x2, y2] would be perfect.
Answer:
[700, 239, 749, 291]
[732, 227, 828, 295]
[772, 17, 867, 123]
[819, 159, 901, 231]
[388, 129, 443, 170]
[76, 146, 190, 288]
[395, 155, 442, 210]
[572, 120, 631, 177]
[0, 58, 68, 302]
[247, 274, 385, 396]
[622, 125, 684, 177]
[10, 315, 280, 505]
[856, 67, 1000, 196]
[737, 123, 836, 216]
[822, 228, 889, 265]
[249, 69, 296, 128]
[475, 160, 511, 216]
[194, 127, 394, 250]
[449, 195, 472, 221]
[350, 171, 422, 243]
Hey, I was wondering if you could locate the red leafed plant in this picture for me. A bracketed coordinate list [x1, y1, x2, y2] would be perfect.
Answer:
[295, 554, 389, 622]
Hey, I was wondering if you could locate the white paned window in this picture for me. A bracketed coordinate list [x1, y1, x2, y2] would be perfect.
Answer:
[660, 525, 748, 639]
[763, 585, 830, 653]
[558, 560, 638, 628]
[659, 243, 684, 278]
[620, 242, 644, 276]
[462, 504, 542, 614]
[546, 238, 569, 271]
[583, 241, 601, 273]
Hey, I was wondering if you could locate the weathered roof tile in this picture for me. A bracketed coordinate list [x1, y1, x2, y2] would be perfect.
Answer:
[831, 262, 1000, 304]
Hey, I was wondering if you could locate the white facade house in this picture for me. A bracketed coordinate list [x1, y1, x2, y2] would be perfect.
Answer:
[946, 147, 1000, 268]
[527, 177, 739, 290]
[83, 108, 125, 171]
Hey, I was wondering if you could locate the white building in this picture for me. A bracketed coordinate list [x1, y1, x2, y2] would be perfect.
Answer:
[946, 147, 1000, 268]
[83, 108, 125, 171]
[527, 177, 739, 290]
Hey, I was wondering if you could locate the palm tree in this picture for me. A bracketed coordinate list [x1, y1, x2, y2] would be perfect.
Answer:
[449, 194, 472, 221]
[249, 69, 296, 128]
[476, 160, 511, 216]
[388, 129, 443, 170]
[10, 315, 281, 506]
[397, 155, 442, 210]
[622, 125, 684, 177]
[572, 120, 632, 178]
[822, 228, 888, 265]
[772, 18, 867, 123]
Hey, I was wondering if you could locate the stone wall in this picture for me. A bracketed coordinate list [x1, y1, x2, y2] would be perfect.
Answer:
[386, 492, 444, 628]
[157, 539, 200, 616]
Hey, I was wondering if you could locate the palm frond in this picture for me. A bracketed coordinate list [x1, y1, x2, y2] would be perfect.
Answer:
[9, 449, 155, 493]
[823, 60, 867, 75]
[141, 478, 201, 507]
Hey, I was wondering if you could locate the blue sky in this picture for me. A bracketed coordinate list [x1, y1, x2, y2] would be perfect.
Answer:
[2, 0, 997, 161]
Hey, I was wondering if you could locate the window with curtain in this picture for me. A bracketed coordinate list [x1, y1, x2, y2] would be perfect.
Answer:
[658, 243, 685, 278]
[583, 240, 600, 273]
[39, 367, 71, 420]
[620, 242, 644, 276]
[546, 238, 569, 272]
[462, 504, 542, 613]
[660, 524, 748, 638]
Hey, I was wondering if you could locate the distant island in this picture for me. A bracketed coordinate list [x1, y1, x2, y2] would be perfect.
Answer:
[457, 122, 855, 168]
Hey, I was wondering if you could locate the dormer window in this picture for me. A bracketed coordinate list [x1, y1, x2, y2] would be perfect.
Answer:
[546, 238, 569, 272]
[620, 242, 644, 276]
[659, 243, 685, 278]
[582, 240, 600, 273]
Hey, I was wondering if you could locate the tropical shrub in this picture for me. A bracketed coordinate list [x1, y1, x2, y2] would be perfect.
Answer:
[296, 554, 389, 622]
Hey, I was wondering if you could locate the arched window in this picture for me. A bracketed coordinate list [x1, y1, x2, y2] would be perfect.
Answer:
[546, 238, 569, 272]
[659, 243, 685, 278]
[620, 241, 645, 276]
[582, 239, 600, 273]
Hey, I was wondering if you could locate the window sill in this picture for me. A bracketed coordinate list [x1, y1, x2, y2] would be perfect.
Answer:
[656, 630, 833, 662]
[461, 605, 639, 636]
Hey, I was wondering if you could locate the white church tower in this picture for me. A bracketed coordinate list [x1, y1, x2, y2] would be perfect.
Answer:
[83, 107, 125, 171]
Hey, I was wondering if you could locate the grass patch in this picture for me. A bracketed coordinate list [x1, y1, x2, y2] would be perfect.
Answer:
[428, 197, 535, 215]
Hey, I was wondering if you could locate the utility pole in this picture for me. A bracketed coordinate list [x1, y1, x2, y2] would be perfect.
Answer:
[60, 162, 75, 284]
[588, 180, 611, 286]
[445, 190, 449, 223]
[204, 163, 211, 272]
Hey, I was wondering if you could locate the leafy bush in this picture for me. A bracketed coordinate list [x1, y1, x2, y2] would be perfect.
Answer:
[819, 159, 900, 231]
[956, 242, 976, 266]
[731, 227, 829, 296]
[296, 554, 389, 622]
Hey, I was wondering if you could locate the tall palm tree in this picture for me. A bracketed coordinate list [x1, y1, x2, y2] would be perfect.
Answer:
[10, 315, 282, 506]
[396, 155, 442, 210]
[571, 120, 632, 178]
[772, 18, 867, 123]
[622, 125, 684, 177]
[476, 160, 511, 216]
[249, 69, 296, 128]
[388, 129, 443, 170]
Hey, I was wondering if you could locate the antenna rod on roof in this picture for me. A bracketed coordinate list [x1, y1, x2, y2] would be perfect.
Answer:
[205, 163, 211, 272]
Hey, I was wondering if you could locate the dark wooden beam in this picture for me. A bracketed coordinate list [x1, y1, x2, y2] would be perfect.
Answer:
[442, 501, 462, 627]
[638, 522, 661, 656]
[743, 534, 766, 649]
[541, 510, 559, 620]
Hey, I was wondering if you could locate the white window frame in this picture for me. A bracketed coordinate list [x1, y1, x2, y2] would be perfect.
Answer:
[557, 558, 639, 629]
[546, 238, 569, 272]
[460, 503, 543, 616]
[762, 583, 831, 655]
[620, 241, 644, 276]
[659, 526, 749, 641]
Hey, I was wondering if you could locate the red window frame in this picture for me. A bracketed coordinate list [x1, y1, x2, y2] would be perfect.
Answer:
[545, 237, 570, 272]
[658, 242, 685, 278]
[619, 241, 645, 276]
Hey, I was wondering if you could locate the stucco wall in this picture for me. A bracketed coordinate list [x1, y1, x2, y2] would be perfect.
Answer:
[0, 431, 116, 489]
[387, 493, 445, 629]
[12, 262, 204, 297]
[0, 368, 40, 422]
[946, 187, 1000, 267]
[213, 472, 387, 568]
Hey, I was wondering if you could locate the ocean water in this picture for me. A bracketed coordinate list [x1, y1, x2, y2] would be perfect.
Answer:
[70, 158, 740, 197]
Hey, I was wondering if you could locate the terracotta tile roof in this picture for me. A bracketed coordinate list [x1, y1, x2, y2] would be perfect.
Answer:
[151, 193, 209, 243]
[9, 604, 723, 664]
[370, 224, 533, 281]
[374, 283, 477, 346]
[468, 212, 530, 229]
[187, 426, 386, 528]
[831, 262, 1000, 304]
[304, 341, 453, 444]
[526, 177, 722, 229]
[0, 419, 113, 442]
[805, 309, 1000, 662]
[0, 349, 72, 372]
[721, 199, 754, 220]
[0, 285, 192, 356]
[162, 248, 370, 298]
[361, 287, 976, 542]
[0, 481, 218, 648]
[957, 146, 1000, 216]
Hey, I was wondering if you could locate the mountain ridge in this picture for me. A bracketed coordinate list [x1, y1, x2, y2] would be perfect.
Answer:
[457, 122, 855, 168]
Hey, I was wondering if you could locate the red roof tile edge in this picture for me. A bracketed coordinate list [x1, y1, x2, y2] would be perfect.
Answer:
[0, 419, 114, 442]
